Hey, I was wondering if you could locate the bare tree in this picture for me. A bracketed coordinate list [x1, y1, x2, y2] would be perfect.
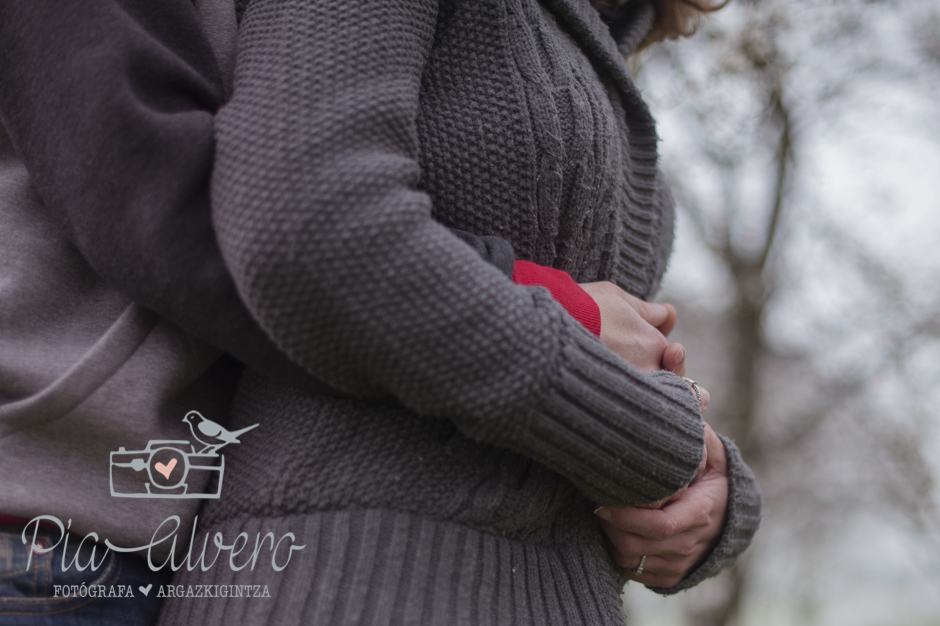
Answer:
[624, 0, 940, 624]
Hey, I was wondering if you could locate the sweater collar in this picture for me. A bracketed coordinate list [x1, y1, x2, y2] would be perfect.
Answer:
[539, 0, 658, 135]
[540, 0, 654, 66]
[599, 0, 657, 58]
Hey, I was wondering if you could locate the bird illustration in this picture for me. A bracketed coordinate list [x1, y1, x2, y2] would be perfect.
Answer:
[182, 411, 259, 455]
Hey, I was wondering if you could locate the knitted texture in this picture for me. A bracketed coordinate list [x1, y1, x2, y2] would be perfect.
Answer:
[212, 0, 704, 506]
[158, 510, 630, 626]
[160, 0, 762, 622]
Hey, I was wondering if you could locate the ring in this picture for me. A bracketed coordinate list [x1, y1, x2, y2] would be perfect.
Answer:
[683, 377, 702, 408]
[631, 555, 646, 576]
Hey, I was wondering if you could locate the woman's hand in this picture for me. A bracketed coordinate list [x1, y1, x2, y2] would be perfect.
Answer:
[579, 282, 685, 374]
[580, 281, 723, 586]
[594, 423, 729, 589]
[578, 282, 708, 408]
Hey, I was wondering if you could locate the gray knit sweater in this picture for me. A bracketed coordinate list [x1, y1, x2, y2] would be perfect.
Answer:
[159, 0, 760, 623]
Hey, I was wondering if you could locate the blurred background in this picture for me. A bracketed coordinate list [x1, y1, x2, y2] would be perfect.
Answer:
[622, 0, 940, 623]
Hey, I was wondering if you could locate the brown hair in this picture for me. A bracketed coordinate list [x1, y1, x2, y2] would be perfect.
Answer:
[591, 0, 726, 51]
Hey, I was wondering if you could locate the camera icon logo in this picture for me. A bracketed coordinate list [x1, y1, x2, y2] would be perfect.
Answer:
[109, 411, 258, 499]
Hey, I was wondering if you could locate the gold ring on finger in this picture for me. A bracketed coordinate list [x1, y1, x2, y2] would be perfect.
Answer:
[631, 555, 646, 576]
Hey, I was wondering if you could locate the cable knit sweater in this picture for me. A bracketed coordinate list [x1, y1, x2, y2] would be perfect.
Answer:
[159, 0, 760, 623]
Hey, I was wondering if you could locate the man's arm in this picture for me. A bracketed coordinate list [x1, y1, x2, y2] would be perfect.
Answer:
[0, 0, 332, 388]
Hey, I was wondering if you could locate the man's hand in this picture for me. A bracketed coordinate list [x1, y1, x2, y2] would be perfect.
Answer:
[593, 423, 729, 589]
[579, 282, 685, 374]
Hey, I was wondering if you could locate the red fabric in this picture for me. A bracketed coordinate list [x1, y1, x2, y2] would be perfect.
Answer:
[512, 261, 601, 337]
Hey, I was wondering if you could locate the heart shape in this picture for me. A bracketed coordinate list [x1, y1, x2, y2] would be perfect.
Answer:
[139, 584, 153, 597]
[154, 458, 178, 480]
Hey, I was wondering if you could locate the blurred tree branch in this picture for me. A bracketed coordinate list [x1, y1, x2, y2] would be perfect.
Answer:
[629, 0, 940, 623]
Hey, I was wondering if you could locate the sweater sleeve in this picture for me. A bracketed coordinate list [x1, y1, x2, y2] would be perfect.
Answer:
[0, 0, 515, 399]
[213, 0, 705, 506]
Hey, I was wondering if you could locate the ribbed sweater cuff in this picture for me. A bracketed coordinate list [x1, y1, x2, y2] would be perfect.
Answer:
[502, 318, 705, 506]
[649, 434, 762, 594]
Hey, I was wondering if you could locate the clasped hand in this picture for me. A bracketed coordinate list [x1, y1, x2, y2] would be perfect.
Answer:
[579, 282, 727, 589]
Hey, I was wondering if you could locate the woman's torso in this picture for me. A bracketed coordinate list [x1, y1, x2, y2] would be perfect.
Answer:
[203, 0, 674, 543]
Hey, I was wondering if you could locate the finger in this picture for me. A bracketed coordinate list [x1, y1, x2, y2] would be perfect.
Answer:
[614, 553, 649, 577]
[600, 521, 662, 559]
[661, 343, 686, 376]
[600, 521, 708, 587]
[611, 550, 694, 588]
[600, 520, 648, 557]
[596, 495, 709, 539]
[618, 292, 669, 327]
[601, 520, 702, 561]
[684, 379, 707, 412]
[657, 303, 677, 337]
[620, 557, 690, 590]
